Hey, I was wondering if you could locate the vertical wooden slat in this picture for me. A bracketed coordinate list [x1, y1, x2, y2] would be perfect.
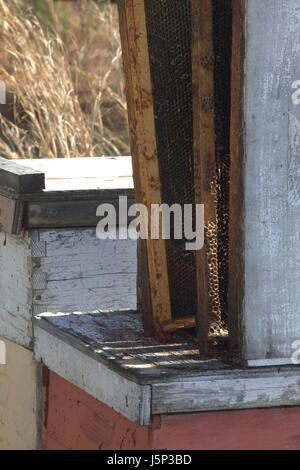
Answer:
[118, 0, 153, 335]
[228, 0, 246, 362]
[118, 0, 173, 339]
[192, 0, 217, 355]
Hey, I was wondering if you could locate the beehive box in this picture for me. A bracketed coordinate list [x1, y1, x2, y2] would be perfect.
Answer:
[0, 156, 136, 448]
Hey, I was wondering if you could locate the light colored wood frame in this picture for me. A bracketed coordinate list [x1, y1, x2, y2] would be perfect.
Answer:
[118, 0, 196, 339]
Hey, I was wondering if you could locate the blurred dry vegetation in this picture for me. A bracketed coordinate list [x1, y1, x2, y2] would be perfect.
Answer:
[0, 0, 130, 159]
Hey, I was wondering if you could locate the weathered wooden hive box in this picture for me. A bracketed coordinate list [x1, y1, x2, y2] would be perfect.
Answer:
[119, 0, 300, 364]
[1, 0, 300, 451]
[0, 156, 136, 449]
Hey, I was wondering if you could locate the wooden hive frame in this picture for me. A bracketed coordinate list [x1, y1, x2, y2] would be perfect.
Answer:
[193, 0, 236, 355]
[118, 0, 196, 341]
[119, 0, 236, 350]
[192, 0, 218, 354]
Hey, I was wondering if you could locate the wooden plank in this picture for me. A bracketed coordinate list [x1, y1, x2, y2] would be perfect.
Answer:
[31, 228, 137, 314]
[42, 370, 151, 449]
[152, 408, 300, 450]
[192, 0, 217, 355]
[33, 310, 231, 385]
[33, 310, 300, 420]
[0, 157, 135, 230]
[0, 157, 133, 203]
[0, 231, 33, 349]
[152, 371, 300, 415]
[228, 0, 246, 361]
[117, 3, 153, 336]
[19, 156, 133, 192]
[118, 1, 152, 336]
[0, 157, 44, 194]
[229, 0, 300, 364]
[118, 0, 172, 338]
[34, 324, 151, 426]
[26, 195, 134, 229]
[0, 194, 23, 234]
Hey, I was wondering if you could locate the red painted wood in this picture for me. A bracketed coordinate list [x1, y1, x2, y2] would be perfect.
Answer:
[43, 368, 300, 450]
[152, 408, 300, 450]
[42, 369, 151, 450]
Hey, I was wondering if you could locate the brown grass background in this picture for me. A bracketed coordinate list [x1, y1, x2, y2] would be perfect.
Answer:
[0, 0, 129, 159]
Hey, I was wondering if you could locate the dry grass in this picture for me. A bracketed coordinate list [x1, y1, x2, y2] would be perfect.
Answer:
[0, 0, 129, 159]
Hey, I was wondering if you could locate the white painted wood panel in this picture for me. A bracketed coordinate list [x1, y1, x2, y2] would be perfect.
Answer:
[33, 310, 300, 421]
[34, 324, 151, 425]
[0, 227, 137, 346]
[152, 371, 300, 415]
[0, 232, 32, 348]
[20, 156, 133, 192]
[32, 228, 137, 315]
[243, 0, 300, 362]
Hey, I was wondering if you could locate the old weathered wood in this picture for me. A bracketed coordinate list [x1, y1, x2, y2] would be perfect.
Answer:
[0, 157, 44, 194]
[33, 310, 230, 385]
[0, 157, 134, 231]
[152, 371, 300, 415]
[0, 194, 23, 234]
[228, 0, 246, 361]
[26, 196, 134, 229]
[192, 0, 217, 355]
[118, 2, 153, 336]
[31, 228, 137, 315]
[33, 309, 300, 422]
[34, 324, 151, 426]
[118, 0, 172, 338]
[151, 408, 300, 450]
[0, 231, 33, 349]
[0, 226, 138, 348]
[19, 157, 133, 192]
[229, 0, 300, 364]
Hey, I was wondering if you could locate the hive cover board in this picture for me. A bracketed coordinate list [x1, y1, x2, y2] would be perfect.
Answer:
[119, 0, 233, 351]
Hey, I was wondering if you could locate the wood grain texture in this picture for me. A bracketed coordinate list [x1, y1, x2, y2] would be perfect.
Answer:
[288, 113, 300, 207]
[152, 370, 300, 415]
[118, 0, 172, 337]
[33, 310, 229, 385]
[192, 0, 216, 355]
[0, 194, 23, 234]
[0, 157, 134, 233]
[19, 157, 133, 193]
[26, 195, 134, 230]
[152, 408, 300, 450]
[0, 232, 33, 348]
[228, 0, 246, 361]
[42, 370, 152, 449]
[0, 227, 137, 348]
[235, 0, 300, 362]
[34, 325, 151, 426]
[31, 228, 137, 314]
[34, 310, 300, 420]
[0, 157, 44, 194]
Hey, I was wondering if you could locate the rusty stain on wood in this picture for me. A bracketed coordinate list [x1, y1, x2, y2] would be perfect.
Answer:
[118, 0, 173, 338]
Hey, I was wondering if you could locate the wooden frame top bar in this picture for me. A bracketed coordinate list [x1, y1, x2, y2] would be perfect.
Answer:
[0, 157, 134, 234]
[0, 157, 45, 194]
